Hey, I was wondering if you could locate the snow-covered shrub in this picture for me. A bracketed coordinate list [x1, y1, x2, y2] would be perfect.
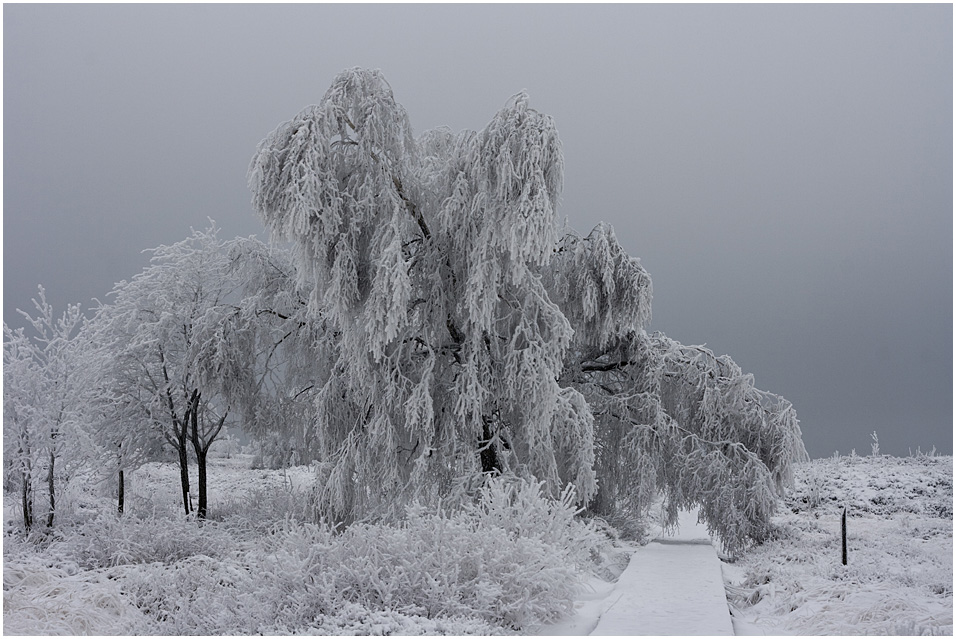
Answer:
[803, 464, 824, 509]
[462, 477, 617, 575]
[46, 513, 239, 569]
[109, 556, 264, 634]
[321, 511, 580, 628]
[113, 548, 506, 635]
[3, 555, 148, 635]
[252, 479, 607, 631]
[4, 477, 610, 634]
[212, 483, 319, 530]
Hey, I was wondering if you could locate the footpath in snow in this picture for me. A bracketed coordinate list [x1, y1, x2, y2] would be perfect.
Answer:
[544, 511, 734, 636]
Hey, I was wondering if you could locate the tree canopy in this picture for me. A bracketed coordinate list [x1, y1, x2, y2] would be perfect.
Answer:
[249, 67, 806, 551]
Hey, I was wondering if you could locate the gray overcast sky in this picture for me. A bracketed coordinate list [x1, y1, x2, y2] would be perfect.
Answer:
[4, 4, 952, 458]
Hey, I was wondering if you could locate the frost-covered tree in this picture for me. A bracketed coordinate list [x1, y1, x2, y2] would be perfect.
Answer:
[88, 226, 318, 518]
[249, 68, 807, 547]
[89, 226, 256, 518]
[4, 325, 41, 531]
[250, 68, 594, 522]
[78, 328, 169, 515]
[2, 288, 86, 529]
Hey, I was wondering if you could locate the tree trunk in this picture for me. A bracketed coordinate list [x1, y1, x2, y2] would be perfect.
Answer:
[187, 391, 226, 521]
[17, 432, 35, 532]
[196, 449, 208, 519]
[21, 470, 33, 532]
[46, 449, 55, 528]
[587, 482, 611, 518]
[118, 469, 125, 515]
[479, 419, 501, 475]
[178, 441, 191, 515]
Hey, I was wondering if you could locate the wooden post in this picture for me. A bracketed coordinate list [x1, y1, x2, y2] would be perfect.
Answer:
[841, 506, 847, 566]
[118, 469, 125, 515]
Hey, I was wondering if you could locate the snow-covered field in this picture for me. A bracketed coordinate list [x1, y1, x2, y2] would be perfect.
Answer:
[725, 454, 953, 635]
[3, 453, 951, 635]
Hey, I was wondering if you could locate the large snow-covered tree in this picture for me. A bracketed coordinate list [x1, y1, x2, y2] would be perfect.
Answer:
[250, 68, 594, 523]
[249, 67, 806, 549]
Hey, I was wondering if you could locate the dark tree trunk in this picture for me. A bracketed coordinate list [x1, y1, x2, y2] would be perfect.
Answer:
[587, 483, 611, 518]
[480, 419, 501, 475]
[21, 470, 33, 532]
[187, 391, 226, 521]
[118, 469, 125, 515]
[178, 440, 191, 515]
[196, 449, 208, 519]
[17, 433, 35, 532]
[186, 390, 206, 519]
[45, 449, 55, 528]
[160, 353, 191, 516]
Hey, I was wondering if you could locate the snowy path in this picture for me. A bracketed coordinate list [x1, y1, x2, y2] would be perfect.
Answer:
[590, 542, 734, 635]
[543, 511, 735, 636]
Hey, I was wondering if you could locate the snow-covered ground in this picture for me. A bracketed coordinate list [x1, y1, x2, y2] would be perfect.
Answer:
[542, 510, 734, 636]
[724, 454, 953, 635]
[3, 453, 951, 635]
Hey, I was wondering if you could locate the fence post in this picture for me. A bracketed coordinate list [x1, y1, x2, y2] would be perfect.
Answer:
[841, 506, 847, 566]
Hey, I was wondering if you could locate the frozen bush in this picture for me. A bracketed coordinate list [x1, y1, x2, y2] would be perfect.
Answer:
[212, 483, 319, 530]
[250, 478, 606, 631]
[3, 554, 147, 635]
[463, 477, 616, 574]
[5, 478, 611, 634]
[46, 513, 240, 569]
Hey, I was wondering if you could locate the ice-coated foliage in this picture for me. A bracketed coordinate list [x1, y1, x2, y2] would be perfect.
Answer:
[221, 235, 326, 468]
[561, 327, 806, 555]
[246, 67, 809, 549]
[546, 222, 653, 352]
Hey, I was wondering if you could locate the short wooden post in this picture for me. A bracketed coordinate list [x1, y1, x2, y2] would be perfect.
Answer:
[841, 506, 847, 566]
[118, 469, 125, 515]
